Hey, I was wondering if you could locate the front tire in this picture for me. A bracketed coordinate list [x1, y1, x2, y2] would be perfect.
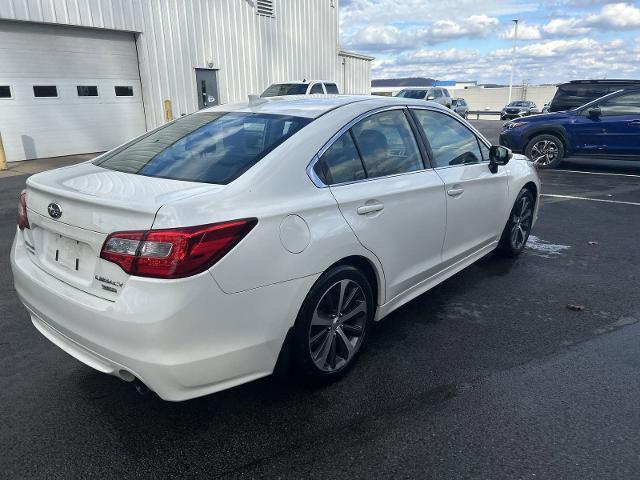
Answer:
[291, 265, 374, 384]
[525, 134, 564, 169]
[497, 188, 535, 257]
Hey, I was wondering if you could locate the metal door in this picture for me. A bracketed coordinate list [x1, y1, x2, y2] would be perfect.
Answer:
[195, 69, 220, 109]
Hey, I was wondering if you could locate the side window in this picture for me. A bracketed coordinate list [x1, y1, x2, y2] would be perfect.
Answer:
[324, 83, 339, 94]
[309, 83, 324, 94]
[351, 110, 423, 178]
[443, 89, 450, 97]
[314, 132, 366, 185]
[434, 89, 443, 98]
[413, 109, 482, 167]
[598, 92, 640, 116]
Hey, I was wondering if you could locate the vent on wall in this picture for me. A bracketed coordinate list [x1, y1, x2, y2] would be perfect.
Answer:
[256, 0, 274, 17]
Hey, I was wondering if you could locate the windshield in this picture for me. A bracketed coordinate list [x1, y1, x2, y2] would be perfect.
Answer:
[94, 112, 311, 184]
[261, 83, 308, 97]
[396, 90, 428, 99]
[508, 101, 529, 107]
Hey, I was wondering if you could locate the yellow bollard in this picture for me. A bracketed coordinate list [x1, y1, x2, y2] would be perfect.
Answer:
[0, 131, 7, 171]
[164, 100, 173, 122]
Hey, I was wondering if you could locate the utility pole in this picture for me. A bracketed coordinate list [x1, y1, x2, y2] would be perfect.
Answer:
[508, 19, 519, 104]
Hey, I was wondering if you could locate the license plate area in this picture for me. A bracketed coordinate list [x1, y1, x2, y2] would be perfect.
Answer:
[50, 234, 83, 272]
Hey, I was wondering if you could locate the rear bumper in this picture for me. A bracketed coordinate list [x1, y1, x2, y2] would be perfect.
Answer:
[11, 232, 318, 401]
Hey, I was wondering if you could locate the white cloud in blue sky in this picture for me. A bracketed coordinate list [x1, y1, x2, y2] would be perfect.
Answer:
[339, 0, 640, 84]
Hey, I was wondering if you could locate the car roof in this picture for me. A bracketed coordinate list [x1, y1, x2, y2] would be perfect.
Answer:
[200, 95, 448, 119]
[560, 79, 640, 86]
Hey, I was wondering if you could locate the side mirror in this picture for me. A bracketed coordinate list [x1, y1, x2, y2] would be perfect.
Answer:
[488, 145, 512, 173]
[588, 106, 601, 118]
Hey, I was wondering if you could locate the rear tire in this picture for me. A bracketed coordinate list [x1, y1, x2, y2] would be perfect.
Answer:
[525, 134, 564, 169]
[497, 188, 535, 257]
[291, 265, 374, 385]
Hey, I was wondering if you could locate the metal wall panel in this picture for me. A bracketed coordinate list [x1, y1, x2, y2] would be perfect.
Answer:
[0, 0, 372, 130]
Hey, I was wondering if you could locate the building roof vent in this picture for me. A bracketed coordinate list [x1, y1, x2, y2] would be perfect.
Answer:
[256, 0, 274, 17]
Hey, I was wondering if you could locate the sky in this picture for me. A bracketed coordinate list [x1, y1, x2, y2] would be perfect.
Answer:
[339, 0, 640, 85]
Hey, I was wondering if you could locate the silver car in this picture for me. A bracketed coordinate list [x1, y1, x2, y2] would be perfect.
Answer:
[395, 87, 452, 108]
[451, 98, 469, 119]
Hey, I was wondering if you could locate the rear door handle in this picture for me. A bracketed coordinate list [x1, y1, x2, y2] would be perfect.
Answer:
[357, 202, 384, 215]
[447, 187, 464, 197]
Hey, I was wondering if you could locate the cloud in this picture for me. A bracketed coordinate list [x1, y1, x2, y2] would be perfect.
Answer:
[371, 38, 640, 85]
[542, 18, 592, 35]
[586, 2, 640, 28]
[345, 14, 500, 51]
[500, 21, 542, 40]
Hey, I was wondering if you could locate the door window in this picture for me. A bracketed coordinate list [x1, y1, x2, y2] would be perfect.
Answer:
[434, 89, 443, 98]
[351, 110, 423, 178]
[313, 132, 366, 185]
[413, 109, 482, 167]
[309, 83, 324, 94]
[598, 92, 640, 116]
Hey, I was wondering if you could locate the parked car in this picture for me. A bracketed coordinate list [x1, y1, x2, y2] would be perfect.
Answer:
[395, 87, 453, 108]
[499, 87, 640, 168]
[501, 101, 539, 120]
[12, 96, 540, 401]
[451, 98, 469, 118]
[548, 79, 640, 112]
[542, 103, 550, 114]
[261, 80, 339, 97]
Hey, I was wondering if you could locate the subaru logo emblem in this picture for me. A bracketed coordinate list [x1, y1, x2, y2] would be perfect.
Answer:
[47, 203, 62, 219]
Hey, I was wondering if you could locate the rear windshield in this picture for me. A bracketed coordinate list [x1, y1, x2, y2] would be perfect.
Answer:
[396, 90, 427, 99]
[94, 112, 311, 184]
[261, 83, 308, 97]
[550, 84, 619, 112]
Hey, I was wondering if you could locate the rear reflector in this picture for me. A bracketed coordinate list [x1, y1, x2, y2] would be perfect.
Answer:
[17, 189, 29, 230]
[100, 219, 257, 279]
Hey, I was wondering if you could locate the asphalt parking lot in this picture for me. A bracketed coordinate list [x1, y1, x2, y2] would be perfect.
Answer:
[1, 124, 640, 479]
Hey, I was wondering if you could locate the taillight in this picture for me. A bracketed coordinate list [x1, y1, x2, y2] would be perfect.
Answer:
[17, 189, 30, 230]
[100, 219, 257, 279]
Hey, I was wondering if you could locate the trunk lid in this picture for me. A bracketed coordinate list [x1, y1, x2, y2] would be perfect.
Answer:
[23, 163, 220, 300]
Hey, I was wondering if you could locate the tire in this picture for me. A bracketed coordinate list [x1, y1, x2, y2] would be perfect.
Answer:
[496, 188, 535, 257]
[291, 265, 374, 385]
[525, 134, 565, 169]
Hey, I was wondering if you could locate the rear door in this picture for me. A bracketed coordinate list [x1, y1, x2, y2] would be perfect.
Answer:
[313, 107, 446, 301]
[411, 107, 509, 265]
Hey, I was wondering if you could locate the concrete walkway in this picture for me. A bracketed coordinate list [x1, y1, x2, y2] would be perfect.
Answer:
[0, 152, 102, 179]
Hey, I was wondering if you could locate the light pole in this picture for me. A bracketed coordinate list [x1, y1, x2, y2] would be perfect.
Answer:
[508, 19, 519, 104]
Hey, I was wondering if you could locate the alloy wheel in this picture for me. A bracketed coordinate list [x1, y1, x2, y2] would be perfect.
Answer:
[530, 140, 559, 166]
[510, 195, 533, 250]
[309, 279, 368, 372]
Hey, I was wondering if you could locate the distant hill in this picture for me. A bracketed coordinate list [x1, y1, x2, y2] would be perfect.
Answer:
[372, 77, 436, 87]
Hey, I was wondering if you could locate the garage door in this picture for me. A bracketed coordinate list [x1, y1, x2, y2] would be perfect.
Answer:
[0, 21, 146, 162]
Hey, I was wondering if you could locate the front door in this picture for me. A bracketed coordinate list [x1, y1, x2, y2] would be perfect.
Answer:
[411, 108, 509, 264]
[195, 69, 220, 109]
[571, 91, 640, 156]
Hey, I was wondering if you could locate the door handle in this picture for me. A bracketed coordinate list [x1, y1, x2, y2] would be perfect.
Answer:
[447, 187, 464, 197]
[629, 119, 640, 125]
[357, 202, 384, 215]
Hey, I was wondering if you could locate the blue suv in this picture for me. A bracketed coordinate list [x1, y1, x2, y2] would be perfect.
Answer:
[499, 88, 640, 168]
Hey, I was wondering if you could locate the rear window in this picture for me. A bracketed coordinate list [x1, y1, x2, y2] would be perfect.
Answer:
[94, 112, 311, 184]
[261, 83, 308, 97]
[396, 90, 427, 99]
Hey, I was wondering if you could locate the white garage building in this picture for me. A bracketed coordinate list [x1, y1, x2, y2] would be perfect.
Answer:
[0, 0, 372, 162]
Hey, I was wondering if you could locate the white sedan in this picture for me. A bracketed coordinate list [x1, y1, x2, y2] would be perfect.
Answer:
[11, 95, 540, 401]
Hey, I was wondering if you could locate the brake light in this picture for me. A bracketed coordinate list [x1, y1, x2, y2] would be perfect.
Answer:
[100, 219, 257, 279]
[17, 189, 29, 230]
